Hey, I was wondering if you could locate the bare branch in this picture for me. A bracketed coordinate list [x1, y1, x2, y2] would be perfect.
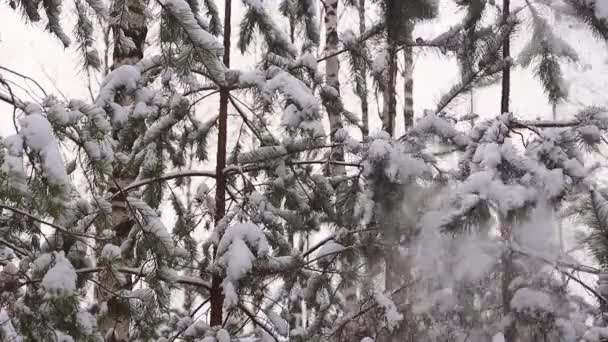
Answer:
[122, 170, 217, 192]
[237, 303, 280, 342]
[512, 243, 600, 275]
[511, 119, 580, 129]
[0, 65, 48, 97]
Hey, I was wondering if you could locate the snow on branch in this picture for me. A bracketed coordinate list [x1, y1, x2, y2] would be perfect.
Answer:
[42, 0, 71, 47]
[18, 103, 69, 188]
[0, 204, 101, 240]
[125, 197, 176, 256]
[413, 112, 471, 148]
[1, 135, 28, 195]
[96, 64, 141, 107]
[214, 222, 269, 308]
[160, 0, 226, 83]
[239, 0, 298, 57]
[238, 66, 324, 137]
[1, 101, 77, 196]
[36, 252, 77, 299]
[122, 169, 217, 192]
[511, 242, 600, 275]
[234, 138, 330, 165]
[435, 17, 516, 114]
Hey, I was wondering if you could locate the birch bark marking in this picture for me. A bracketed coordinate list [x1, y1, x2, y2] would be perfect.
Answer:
[501, 213, 517, 342]
[382, 45, 397, 137]
[402, 42, 414, 130]
[323, 0, 345, 175]
[358, 0, 369, 138]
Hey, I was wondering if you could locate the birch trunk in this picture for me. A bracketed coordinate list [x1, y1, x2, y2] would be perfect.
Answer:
[381, 44, 397, 137]
[402, 44, 414, 130]
[96, 0, 147, 340]
[501, 213, 517, 342]
[323, 0, 345, 176]
[383, 17, 417, 341]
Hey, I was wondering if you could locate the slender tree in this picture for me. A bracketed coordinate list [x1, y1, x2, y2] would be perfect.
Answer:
[501, 0, 511, 114]
[358, 0, 370, 137]
[210, 0, 232, 328]
[94, 1, 149, 340]
[402, 42, 415, 130]
[323, 0, 345, 176]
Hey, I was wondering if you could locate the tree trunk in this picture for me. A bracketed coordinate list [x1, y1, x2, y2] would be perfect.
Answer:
[323, 0, 345, 175]
[500, 5, 514, 336]
[381, 35, 401, 322]
[501, 0, 511, 114]
[599, 269, 608, 324]
[382, 44, 397, 137]
[377, 191, 416, 342]
[210, 0, 232, 327]
[96, 1, 147, 340]
[358, 0, 369, 138]
[402, 31, 414, 130]
[380, 13, 414, 342]
[501, 214, 516, 342]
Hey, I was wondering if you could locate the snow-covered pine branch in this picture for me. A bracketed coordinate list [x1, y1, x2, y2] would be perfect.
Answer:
[160, 0, 226, 83]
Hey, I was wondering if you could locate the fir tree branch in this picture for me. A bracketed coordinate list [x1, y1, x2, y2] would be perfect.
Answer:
[229, 159, 364, 176]
[233, 142, 346, 167]
[0, 204, 105, 241]
[329, 280, 418, 338]
[122, 170, 217, 192]
[227, 94, 266, 143]
[302, 246, 357, 267]
[228, 94, 279, 144]
[511, 119, 580, 128]
[157, 0, 225, 84]
[564, 0, 608, 41]
[288, 160, 363, 169]
[302, 228, 378, 259]
[560, 269, 608, 305]
[21, 266, 213, 289]
[237, 303, 280, 342]
[0, 238, 28, 258]
[511, 243, 600, 274]
[435, 67, 485, 114]
[316, 23, 384, 63]
[183, 84, 220, 96]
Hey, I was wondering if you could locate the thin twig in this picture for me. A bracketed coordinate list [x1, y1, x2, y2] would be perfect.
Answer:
[0, 204, 104, 241]
[122, 170, 217, 192]
[0, 65, 48, 97]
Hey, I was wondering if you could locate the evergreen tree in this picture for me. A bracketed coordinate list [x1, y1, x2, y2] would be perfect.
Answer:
[2, 1, 608, 342]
